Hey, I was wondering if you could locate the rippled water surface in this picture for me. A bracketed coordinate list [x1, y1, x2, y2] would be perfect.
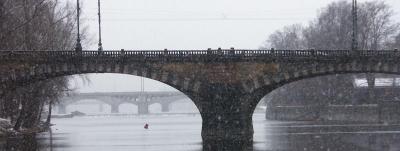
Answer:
[2, 114, 400, 151]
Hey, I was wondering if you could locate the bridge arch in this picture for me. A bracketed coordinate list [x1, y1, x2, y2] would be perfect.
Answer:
[258, 74, 400, 125]
[148, 103, 162, 113]
[11, 62, 198, 97]
[118, 103, 138, 114]
[5, 62, 203, 108]
[243, 60, 400, 112]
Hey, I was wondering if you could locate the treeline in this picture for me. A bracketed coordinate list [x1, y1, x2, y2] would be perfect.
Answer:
[261, 1, 400, 117]
[261, 1, 400, 50]
[0, 0, 88, 131]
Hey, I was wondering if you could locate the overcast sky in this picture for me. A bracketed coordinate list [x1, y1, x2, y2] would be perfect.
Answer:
[78, 0, 400, 50]
[69, 0, 400, 93]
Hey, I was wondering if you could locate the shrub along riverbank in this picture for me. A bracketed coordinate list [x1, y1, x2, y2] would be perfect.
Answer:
[0, 0, 89, 136]
[0, 119, 12, 138]
[0, 118, 50, 139]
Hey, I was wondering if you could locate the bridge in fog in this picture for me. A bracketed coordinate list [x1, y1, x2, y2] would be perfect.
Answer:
[58, 91, 187, 114]
[1, 49, 400, 145]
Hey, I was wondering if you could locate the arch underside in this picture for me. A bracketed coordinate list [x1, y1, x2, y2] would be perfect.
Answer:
[6, 63, 196, 96]
[1, 62, 204, 117]
[248, 61, 400, 109]
[6, 61, 198, 92]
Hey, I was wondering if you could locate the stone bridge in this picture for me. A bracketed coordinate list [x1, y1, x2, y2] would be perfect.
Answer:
[59, 91, 187, 114]
[1, 49, 399, 148]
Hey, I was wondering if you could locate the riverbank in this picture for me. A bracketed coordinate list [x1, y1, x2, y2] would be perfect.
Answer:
[0, 131, 4, 138]
[0, 118, 11, 139]
[0, 118, 51, 139]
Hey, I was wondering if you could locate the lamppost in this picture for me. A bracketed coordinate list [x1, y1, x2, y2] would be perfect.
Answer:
[75, 0, 82, 52]
[97, 0, 103, 51]
[351, 0, 358, 52]
[141, 77, 144, 92]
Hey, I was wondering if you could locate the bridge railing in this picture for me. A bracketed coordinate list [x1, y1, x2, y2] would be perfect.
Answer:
[0, 49, 398, 61]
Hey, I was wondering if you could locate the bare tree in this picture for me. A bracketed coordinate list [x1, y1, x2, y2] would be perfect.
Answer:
[0, 0, 91, 131]
[357, 1, 399, 50]
[303, 1, 353, 49]
[261, 24, 305, 49]
[262, 1, 399, 50]
[260, 1, 400, 122]
[392, 33, 400, 49]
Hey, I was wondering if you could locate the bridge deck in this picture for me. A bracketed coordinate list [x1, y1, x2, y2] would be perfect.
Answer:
[1, 49, 399, 62]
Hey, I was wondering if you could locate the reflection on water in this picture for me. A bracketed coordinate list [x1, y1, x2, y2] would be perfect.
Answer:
[1, 135, 38, 151]
[1, 114, 400, 151]
[203, 139, 253, 151]
[258, 132, 400, 151]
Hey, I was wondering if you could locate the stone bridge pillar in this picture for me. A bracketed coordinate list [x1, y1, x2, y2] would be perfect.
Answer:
[137, 96, 149, 115]
[110, 103, 120, 113]
[161, 102, 171, 112]
[138, 102, 149, 115]
[195, 84, 257, 151]
[366, 74, 376, 103]
[57, 104, 67, 114]
[99, 104, 104, 112]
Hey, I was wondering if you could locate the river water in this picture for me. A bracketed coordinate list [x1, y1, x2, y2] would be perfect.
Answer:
[1, 113, 400, 151]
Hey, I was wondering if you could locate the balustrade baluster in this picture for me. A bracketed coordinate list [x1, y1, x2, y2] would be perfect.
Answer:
[4, 49, 399, 63]
[270, 48, 275, 57]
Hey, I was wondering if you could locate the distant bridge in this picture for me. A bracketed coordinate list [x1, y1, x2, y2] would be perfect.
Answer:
[59, 91, 187, 114]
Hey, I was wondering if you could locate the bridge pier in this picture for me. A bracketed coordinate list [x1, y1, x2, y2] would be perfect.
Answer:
[196, 84, 255, 151]
[138, 102, 149, 115]
[57, 104, 67, 114]
[137, 96, 150, 115]
[160, 102, 171, 112]
[110, 104, 119, 113]
[99, 104, 104, 112]
[366, 73, 376, 103]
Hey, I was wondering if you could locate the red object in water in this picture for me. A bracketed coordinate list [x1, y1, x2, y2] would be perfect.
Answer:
[144, 123, 149, 129]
